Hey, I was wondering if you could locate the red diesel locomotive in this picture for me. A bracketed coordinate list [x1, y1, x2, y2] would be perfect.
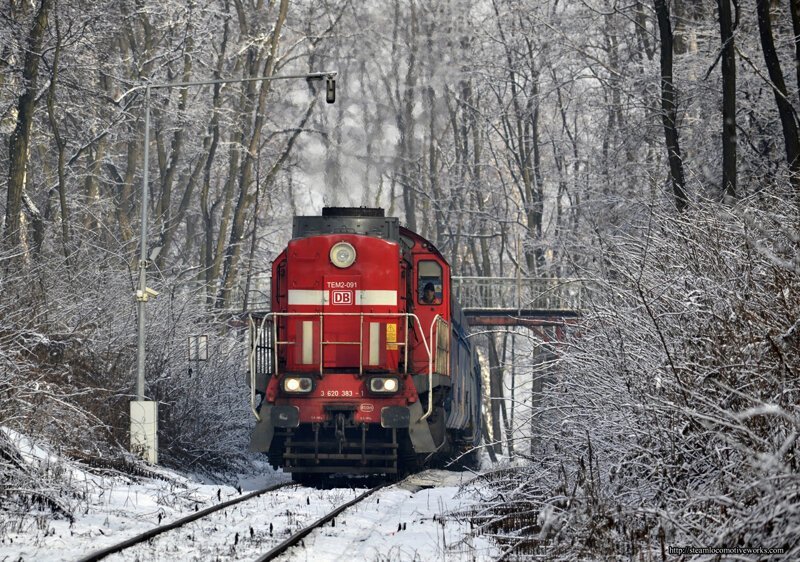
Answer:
[247, 207, 481, 480]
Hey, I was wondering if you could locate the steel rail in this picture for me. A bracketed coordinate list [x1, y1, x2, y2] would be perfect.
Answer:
[254, 480, 396, 561]
[76, 481, 294, 562]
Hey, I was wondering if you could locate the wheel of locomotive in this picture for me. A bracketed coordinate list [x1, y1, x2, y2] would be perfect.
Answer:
[427, 406, 447, 448]
[397, 429, 423, 475]
[266, 436, 284, 468]
[291, 472, 320, 487]
[428, 404, 455, 468]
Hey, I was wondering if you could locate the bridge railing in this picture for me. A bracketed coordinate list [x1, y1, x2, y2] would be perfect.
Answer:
[451, 277, 588, 312]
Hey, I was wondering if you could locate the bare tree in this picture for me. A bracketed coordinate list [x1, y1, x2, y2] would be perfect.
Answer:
[4, 0, 53, 250]
[654, 0, 689, 212]
[793, 0, 800, 101]
[756, 0, 800, 193]
[216, 0, 296, 308]
[718, 0, 737, 200]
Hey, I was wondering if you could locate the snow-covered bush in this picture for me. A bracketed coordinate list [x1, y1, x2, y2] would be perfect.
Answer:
[472, 191, 800, 560]
[0, 244, 122, 518]
[143, 299, 253, 471]
[0, 238, 253, 518]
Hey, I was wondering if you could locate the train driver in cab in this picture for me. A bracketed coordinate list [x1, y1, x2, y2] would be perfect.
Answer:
[421, 282, 437, 304]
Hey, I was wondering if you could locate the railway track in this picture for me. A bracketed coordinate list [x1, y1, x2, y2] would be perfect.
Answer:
[254, 480, 396, 561]
[74, 477, 407, 561]
[75, 481, 295, 562]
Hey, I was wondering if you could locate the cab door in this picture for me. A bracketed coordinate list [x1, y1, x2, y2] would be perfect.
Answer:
[412, 257, 448, 374]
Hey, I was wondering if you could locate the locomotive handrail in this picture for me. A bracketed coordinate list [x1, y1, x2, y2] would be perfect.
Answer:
[266, 311, 429, 377]
[247, 312, 434, 421]
[419, 314, 450, 421]
[248, 315, 258, 421]
[419, 314, 443, 421]
[248, 313, 272, 423]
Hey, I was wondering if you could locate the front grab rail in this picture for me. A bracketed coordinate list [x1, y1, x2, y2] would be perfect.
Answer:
[248, 313, 271, 422]
[247, 312, 438, 422]
[420, 315, 450, 422]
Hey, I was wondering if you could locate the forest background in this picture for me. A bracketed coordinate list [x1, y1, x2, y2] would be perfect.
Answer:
[1, 0, 799, 558]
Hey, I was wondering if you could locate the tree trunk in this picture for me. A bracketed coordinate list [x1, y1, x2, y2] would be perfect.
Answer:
[791, 0, 800, 101]
[718, 0, 737, 199]
[46, 9, 69, 258]
[118, 137, 140, 244]
[635, 1, 656, 61]
[756, 0, 800, 193]
[154, 28, 195, 270]
[486, 335, 505, 455]
[209, 15, 255, 304]
[528, 71, 545, 272]
[398, 0, 419, 233]
[4, 0, 52, 248]
[654, 0, 689, 212]
[490, 3, 544, 273]
[377, 0, 420, 232]
[83, 138, 106, 234]
[201, 63, 225, 305]
[217, 0, 290, 309]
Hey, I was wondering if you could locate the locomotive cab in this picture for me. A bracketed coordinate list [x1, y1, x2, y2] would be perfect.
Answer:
[247, 208, 481, 479]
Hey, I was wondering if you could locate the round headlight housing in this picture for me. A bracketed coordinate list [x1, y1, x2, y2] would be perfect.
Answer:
[369, 376, 400, 394]
[330, 242, 356, 268]
[283, 377, 313, 393]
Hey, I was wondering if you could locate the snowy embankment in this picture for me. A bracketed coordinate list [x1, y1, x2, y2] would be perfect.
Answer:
[0, 429, 498, 561]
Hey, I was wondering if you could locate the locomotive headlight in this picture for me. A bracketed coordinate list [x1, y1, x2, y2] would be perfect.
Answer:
[369, 376, 400, 394]
[330, 242, 356, 268]
[283, 376, 313, 393]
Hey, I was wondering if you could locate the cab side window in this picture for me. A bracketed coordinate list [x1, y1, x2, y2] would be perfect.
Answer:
[418, 261, 442, 305]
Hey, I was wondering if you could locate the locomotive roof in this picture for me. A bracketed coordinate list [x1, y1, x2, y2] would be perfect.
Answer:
[291, 207, 450, 265]
[293, 207, 400, 242]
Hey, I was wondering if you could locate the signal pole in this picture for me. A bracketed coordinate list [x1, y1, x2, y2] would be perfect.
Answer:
[129, 71, 337, 464]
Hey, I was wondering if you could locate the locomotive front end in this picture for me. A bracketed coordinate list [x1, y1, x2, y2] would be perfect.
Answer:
[248, 208, 440, 479]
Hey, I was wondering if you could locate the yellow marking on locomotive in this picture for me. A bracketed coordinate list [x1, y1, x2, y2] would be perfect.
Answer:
[386, 323, 397, 350]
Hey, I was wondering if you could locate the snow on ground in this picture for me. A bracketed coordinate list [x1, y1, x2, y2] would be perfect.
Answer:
[0, 429, 499, 561]
[278, 470, 497, 562]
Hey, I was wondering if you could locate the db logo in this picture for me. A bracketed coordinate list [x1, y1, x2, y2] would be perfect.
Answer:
[331, 290, 353, 305]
